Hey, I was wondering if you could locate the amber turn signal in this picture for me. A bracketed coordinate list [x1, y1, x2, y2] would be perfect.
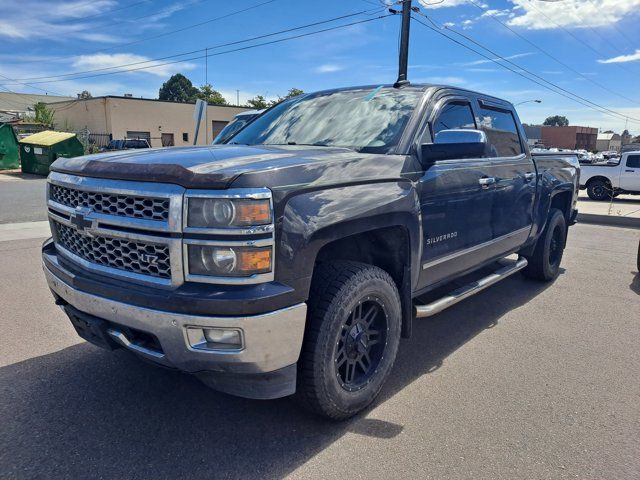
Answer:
[237, 248, 272, 273]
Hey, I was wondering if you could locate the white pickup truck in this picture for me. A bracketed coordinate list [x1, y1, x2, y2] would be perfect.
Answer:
[581, 151, 640, 200]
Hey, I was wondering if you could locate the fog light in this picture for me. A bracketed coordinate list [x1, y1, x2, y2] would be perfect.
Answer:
[204, 328, 242, 346]
[186, 327, 243, 351]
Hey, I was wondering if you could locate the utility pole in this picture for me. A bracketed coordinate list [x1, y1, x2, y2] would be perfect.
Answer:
[237, 89, 240, 106]
[394, 0, 412, 87]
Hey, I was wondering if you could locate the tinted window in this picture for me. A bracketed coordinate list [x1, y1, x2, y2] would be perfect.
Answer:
[477, 106, 522, 157]
[626, 155, 640, 168]
[433, 102, 476, 134]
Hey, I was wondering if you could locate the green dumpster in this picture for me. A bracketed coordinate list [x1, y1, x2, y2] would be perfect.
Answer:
[19, 130, 84, 176]
[0, 123, 20, 170]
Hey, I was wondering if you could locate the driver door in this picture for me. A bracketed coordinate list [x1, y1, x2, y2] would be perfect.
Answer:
[416, 97, 496, 290]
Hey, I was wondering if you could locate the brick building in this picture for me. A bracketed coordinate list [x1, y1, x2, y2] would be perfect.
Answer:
[540, 126, 598, 151]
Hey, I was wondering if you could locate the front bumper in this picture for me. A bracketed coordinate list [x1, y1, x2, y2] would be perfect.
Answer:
[44, 263, 307, 399]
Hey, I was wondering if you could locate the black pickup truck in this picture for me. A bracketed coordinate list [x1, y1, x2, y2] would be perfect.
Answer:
[42, 84, 579, 419]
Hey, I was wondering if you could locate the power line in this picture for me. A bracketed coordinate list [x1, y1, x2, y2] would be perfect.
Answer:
[0, 72, 66, 97]
[585, 0, 638, 53]
[3, 14, 392, 86]
[67, 0, 150, 22]
[411, 14, 640, 125]
[416, 11, 640, 123]
[5, 9, 387, 84]
[464, 0, 640, 105]
[14, 0, 281, 67]
[523, 0, 637, 75]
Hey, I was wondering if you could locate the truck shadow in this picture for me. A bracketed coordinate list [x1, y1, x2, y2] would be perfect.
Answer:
[0, 274, 554, 479]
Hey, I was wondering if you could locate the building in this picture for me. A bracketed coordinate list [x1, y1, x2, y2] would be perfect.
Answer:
[522, 124, 543, 146]
[540, 126, 598, 151]
[596, 132, 622, 152]
[48, 96, 250, 147]
[0, 92, 74, 120]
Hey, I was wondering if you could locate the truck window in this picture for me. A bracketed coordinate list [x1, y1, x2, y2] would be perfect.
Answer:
[627, 155, 640, 168]
[477, 106, 523, 157]
[432, 102, 476, 135]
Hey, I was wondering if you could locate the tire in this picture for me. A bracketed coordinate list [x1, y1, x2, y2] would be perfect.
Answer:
[522, 208, 567, 281]
[587, 179, 613, 201]
[636, 239, 640, 273]
[297, 261, 402, 420]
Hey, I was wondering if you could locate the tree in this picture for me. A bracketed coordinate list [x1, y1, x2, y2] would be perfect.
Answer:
[158, 73, 199, 102]
[77, 90, 92, 99]
[196, 84, 227, 105]
[283, 87, 304, 99]
[247, 95, 270, 109]
[543, 115, 569, 127]
[25, 102, 55, 128]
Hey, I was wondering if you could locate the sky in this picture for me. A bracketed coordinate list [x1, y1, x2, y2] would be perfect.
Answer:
[1, 0, 639, 134]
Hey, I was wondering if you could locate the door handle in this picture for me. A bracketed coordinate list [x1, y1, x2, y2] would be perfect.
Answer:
[625, 169, 634, 172]
[479, 177, 496, 188]
[524, 172, 536, 181]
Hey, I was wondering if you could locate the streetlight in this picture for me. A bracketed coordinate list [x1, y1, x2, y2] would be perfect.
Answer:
[515, 99, 542, 106]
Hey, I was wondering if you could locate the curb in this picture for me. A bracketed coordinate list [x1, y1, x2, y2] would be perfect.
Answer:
[577, 213, 640, 229]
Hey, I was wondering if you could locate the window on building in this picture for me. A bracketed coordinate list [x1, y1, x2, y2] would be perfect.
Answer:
[182, 132, 189, 142]
[627, 155, 640, 169]
[161, 133, 174, 147]
[432, 102, 476, 135]
[477, 106, 523, 157]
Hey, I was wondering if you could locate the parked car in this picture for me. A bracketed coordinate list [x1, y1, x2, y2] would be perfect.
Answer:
[580, 151, 640, 200]
[101, 138, 150, 151]
[42, 84, 579, 419]
[212, 109, 263, 144]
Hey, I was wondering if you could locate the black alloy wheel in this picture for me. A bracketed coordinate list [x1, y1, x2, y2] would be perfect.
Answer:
[335, 297, 388, 392]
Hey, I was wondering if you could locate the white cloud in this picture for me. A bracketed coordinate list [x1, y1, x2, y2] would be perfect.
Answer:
[481, 9, 510, 18]
[314, 64, 343, 74]
[508, 0, 640, 29]
[460, 52, 534, 66]
[598, 49, 640, 64]
[0, 0, 118, 42]
[419, 0, 486, 8]
[72, 54, 196, 77]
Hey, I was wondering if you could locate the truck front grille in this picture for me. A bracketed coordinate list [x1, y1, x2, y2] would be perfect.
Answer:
[53, 220, 171, 279]
[50, 184, 170, 221]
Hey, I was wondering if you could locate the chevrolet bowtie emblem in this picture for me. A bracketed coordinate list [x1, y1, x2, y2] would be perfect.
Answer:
[69, 207, 95, 233]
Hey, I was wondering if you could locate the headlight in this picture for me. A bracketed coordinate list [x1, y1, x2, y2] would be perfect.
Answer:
[187, 244, 272, 277]
[187, 198, 272, 228]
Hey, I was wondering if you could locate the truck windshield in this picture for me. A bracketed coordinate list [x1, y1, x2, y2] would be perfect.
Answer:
[230, 87, 421, 153]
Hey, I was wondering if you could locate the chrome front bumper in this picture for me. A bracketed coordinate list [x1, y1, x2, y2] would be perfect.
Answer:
[44, 264, 307, 376]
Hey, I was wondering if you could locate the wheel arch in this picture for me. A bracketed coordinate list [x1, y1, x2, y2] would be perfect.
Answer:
[585, 175, 612, 187]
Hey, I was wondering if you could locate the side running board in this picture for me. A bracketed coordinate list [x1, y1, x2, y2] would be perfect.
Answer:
[414, 257, 528, 318]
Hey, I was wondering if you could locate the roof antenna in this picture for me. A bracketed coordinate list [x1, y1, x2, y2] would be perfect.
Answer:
[393, 0, 412, 88]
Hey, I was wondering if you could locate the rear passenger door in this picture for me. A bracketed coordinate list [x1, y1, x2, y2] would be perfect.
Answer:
[620, 154, 640, 191]
[417, 96, 497, 289]
[474, 99, 536, 246]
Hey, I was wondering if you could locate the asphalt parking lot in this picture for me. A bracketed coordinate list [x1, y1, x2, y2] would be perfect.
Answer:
[1, 218, 638, 479]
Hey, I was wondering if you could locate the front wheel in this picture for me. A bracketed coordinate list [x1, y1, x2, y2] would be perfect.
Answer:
[522, 208, 567, 281]
[587, 179, 613, 201]
[297, 261, 401, 420]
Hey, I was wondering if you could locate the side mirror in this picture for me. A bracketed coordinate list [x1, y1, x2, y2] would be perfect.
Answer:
[421, 129, 488, 162]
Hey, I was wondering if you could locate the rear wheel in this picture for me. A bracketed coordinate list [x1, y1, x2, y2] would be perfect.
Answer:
[587, 179, 613, 201]
[522, 208, 567, 281]
[297, 261, 401, 420]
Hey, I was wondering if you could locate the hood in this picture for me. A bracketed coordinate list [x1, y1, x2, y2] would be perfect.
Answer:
[50, 145, 410, 190]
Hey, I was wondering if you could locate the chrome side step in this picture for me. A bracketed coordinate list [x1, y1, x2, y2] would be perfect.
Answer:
[414, 257, 528, 318]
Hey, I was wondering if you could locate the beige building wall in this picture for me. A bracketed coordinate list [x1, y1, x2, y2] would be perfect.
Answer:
[51, 97, 111, 133]
[50, 97, 249, 147]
